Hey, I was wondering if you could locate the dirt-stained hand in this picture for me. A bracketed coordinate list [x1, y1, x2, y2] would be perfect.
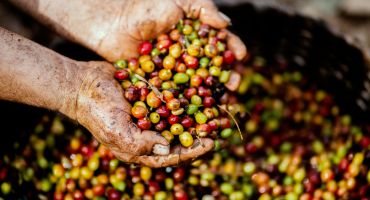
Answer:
[71, 61, 214, 167]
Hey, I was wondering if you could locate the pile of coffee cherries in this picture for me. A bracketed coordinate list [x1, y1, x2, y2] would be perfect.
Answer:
[1, 55, 370, 199]
[113, 18, 242, 148]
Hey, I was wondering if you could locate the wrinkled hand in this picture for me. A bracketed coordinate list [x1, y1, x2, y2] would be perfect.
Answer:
[71, 61, 214, 167]
[93, 0, 247, 61]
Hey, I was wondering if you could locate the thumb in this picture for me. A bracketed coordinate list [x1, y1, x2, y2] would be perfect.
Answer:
[176, 0, 230, 29]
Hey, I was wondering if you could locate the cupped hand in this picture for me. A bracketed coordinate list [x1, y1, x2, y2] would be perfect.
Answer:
[71, 61, 214, 167]
[93, 0, 247, 61]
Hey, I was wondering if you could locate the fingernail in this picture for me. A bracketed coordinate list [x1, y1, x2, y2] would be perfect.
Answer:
[153, 144, 170, 155]
[218, 12, 232, 25]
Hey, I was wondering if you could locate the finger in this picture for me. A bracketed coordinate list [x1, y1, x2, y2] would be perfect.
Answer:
[136, 138, 214, 168]
[226, 31, 247, 61]
[176, 0, 230, 29]
[110, 150, 137, 163]
[135, 130, 169, 155]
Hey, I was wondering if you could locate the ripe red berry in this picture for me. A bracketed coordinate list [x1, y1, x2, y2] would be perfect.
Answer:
[138, 41, 153, 55]
[184, 55, 199, 69]
[114, 69, 129, 80]
[157, 39, 172, 51]
[184, 88, 197, 99]
[128, 58, 139, 70]
[155, 120, 168, 131]
[137, 118, 152, 130]
[196, 124, 211, 137]
[140, 87, 149, 101]
[173, 167, 185, 182]
[181, 116, 195, 128]
[73, 190, 84, 200]
[107, 189, 121, 200]
[124, 86, 139, 102]
[220, 117, 231, 129]
[223, 50, 235, 64]
[148, 181, 160, 195]
[168, 114, 180, 125]
[198, 86, 212, 97]
[208, 119, 219, 131]
[204, 76, 216, 86]
[190, 75, 203, 87]
[203, 96, 215, 108]
[156, 105, 170, 118]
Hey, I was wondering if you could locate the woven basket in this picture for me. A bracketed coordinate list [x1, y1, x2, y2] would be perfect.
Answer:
[218, 1, 370, 123]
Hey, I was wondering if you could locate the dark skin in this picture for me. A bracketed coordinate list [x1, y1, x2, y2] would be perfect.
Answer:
[1, 0, 247, 167]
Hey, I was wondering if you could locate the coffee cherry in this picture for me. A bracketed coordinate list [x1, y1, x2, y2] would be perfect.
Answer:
[140, 87, 149, 101]
[185, 57, 199, 70]
[124, 86, 139, 102]
[131, 105, 148, 119]
[212, 56, 223, 67]
[175, 63, 187, 73]
[191, 95, 202, 105]
[147, 92, 162, 108]
[190, 75, 203, 87]
[172, 108, 185, 115]
[223, 50, 235, 64]
[170, 124, 184, 135]
[195, 112, 208, 124]
[148, 113, 160, 124]
[196, 68, 209, 79]
[155, 120, 168, 131]
[170, 29, 181, 41]
[137, 118, 152, 130]
[184, 88, 197, 99]
[196, 124, 211, 137]
[221, 128, 233, 138]
[187, 44, 200, 57]
[168, 115, 180, 125]
[198, 86, 211, 97]
[157, 39, 172, 52]
[181, 116, 195, 128]
[114, 69, 130, 80]
[138, 41, 153, 55]
[203, 97, 215, 108]
[199, 57, 210, 68]
[163, 56, 176, 70]
[179, 132, 194, 147]
[186, 104, 199, 115]
[169, 43, 182, 58]
[159, 69, 173, 81]
[167, 99, 181, 111]
[204, 44, 218, 58]
[133, 183, 145, 196]
[156, 105, 170, 118]
[128, 58, 139, 71]
[209, 66, 221, 76]
[140, 166, 152, 181]
[174, 73, 190, 84]
[141, 60, 155, 73]
[161, 130, 174, 143]
[139, 55, 151, 65]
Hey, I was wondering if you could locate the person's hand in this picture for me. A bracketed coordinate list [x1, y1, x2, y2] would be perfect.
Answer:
[67, 61, 214, 167]
[94, 0, 247, 61]
[13, 0, 247, 62]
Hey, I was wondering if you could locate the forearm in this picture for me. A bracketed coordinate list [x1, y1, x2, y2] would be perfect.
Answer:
[0, 27, 83, 119]
[9, 0, 124, 56]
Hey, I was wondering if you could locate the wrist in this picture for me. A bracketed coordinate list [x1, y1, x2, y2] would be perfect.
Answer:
[58, 61, 90, 121]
